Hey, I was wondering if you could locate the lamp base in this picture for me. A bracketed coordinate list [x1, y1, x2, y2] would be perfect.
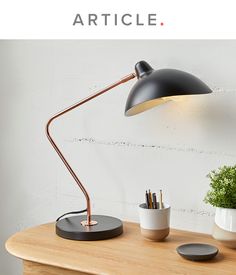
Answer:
[56, 215, 123, 241]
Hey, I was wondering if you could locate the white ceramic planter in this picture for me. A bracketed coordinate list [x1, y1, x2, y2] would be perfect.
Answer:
[213, 207, 236, 248]
[215, 207, 236, 232]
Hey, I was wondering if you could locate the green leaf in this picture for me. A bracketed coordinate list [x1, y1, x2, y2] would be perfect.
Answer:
[204, 165, 236, 209]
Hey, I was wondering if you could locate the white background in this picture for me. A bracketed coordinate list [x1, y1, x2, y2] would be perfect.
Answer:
[1, 40, 236, 274]
[0, 0, 236, 38]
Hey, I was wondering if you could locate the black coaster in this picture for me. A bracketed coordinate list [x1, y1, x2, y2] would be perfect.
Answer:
[177, 243, 218, 261]
[56, 215, 123, 241]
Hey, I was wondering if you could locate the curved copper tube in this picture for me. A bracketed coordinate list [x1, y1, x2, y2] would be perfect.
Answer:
[46, 72, 136, 226]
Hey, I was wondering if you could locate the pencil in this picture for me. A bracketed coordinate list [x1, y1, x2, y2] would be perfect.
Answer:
[145, 190, 149, 209]
[148, 189, 153, 209]
[159, 189, 163, 209]
[152, 193, 157, 209]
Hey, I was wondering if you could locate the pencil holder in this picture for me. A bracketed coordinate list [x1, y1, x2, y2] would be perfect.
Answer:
[138, 203, 170, 241]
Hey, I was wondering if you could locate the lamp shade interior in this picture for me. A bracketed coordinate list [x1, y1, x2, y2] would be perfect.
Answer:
[125, 61, 212, 116]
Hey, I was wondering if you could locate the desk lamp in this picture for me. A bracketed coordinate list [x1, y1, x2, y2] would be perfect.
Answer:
[46, 60, 212, 240]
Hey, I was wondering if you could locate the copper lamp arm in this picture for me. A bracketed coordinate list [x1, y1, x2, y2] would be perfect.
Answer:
[45, 73, 136, 226]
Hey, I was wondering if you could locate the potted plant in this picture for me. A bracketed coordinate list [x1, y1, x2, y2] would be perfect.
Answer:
[204, 165, 236, 248]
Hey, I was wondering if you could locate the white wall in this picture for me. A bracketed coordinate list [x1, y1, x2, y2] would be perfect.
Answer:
[1, 40, 236, 274]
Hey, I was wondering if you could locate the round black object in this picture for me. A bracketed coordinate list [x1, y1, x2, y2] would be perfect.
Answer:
[56, 215, 123, 241]
[176, 243, 218, 261]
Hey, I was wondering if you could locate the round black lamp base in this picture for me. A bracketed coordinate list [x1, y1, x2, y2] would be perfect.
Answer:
[56, 215, 123, 241]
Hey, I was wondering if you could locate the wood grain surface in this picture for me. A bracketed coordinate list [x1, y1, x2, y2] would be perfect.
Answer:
[6, 222, 236, 275]
[23, 260, 89, 275]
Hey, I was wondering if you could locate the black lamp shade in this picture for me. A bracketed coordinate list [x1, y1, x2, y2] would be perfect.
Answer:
[125, 61, 212, 116]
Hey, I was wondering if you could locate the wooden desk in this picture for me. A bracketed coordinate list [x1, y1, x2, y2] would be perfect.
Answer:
[6, 222, 236, 275]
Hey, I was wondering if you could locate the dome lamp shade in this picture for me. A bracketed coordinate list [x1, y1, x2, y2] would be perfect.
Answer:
[125, 61, 213, 116]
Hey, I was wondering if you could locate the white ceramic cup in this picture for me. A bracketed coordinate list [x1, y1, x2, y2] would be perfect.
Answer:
[138, 203, 170, 241]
